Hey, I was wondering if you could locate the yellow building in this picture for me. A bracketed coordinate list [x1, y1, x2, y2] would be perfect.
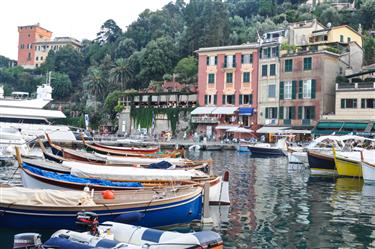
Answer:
[309, 25, 363, 48]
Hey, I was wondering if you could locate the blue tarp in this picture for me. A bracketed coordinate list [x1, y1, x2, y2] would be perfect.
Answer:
[148, 161, 173, 169]
[238, 107, 254, 116]
[23, 163, 143, 188]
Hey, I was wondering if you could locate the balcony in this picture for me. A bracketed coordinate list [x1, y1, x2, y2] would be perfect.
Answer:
[302, 119, 311, 126]
[283, 119, 291, 125]
[191, 116, 219, 124]
[222, 62, 237, 69]
[336, 82, 375, 90]
[265, 119, 277, 125]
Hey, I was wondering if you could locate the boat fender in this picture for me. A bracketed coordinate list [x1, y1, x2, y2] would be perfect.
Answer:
[102, 190, 115, 200]
[114, 212, 145, 224]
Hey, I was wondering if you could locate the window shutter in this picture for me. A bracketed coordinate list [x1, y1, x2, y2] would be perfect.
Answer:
[205, 95, 208, 105]
[298, 106, 303, 119]
[341, 99, 345, 108]
[311, 107, 315, 120]
[361, 99, 365, 108]
[224, 55, 227, 67]
[249, 94, 253, 104]
[214, 95, 217, 105]
[298, 80, 303, 99]
[206, 56, 209, 65]
[292, 80, 297, 99]
[259, 48, 262, 59]
[311, 79, 316, 99]
[290, 107, 295, 119]
[279, 81, 284, 100]
[222, 95, 225, 105]
[265, 108, 269, 119]
[250, 54, 253, 63]
[239, 95, 243, 105]
[267, 47, 271, 58]
[215, 56, 217, 65]
[279, 107, 284, 119]
[275, 46, 279, 57]
[241, 55, 244, 64]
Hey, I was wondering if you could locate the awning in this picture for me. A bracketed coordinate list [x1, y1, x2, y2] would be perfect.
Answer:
[282, 129, 311, 134]
[215, 125, 238, 130]
[238, 107, 254, 116]
[256, 126, 289, 134]
[227, 127, 253, 133]
[191, 107, 216, 115]
[211, 107, 238, 115]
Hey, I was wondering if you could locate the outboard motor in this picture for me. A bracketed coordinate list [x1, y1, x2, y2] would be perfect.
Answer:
[13, 233, 43, 249]
[75, 211, 99, 236]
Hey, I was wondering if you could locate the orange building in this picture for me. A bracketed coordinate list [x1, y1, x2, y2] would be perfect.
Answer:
[17, 23, 52, 69]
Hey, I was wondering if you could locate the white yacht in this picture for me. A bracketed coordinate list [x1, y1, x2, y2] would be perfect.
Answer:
[0, 83, 76, 144]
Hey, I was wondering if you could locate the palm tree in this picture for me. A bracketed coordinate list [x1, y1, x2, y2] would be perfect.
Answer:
[110, 58, 132, 90]
[85, 67, 105, 99]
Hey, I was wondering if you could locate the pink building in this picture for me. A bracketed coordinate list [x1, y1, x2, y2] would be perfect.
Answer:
[192, 44, 259, 139]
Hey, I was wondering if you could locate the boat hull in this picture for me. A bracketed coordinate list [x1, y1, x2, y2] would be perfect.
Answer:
[335, 157, 362, 177]
[248, 146, 284, 157]
[362, 161, 375, 183]
[307, 151, 336, 174]
[0, 193, 202, 229]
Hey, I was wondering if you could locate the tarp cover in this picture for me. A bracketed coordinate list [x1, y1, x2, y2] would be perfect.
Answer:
[148, 161, 173, 169]
[0, 186, 96, 206]
[23, 163, 143, 188]
[69, 163, 208, 181]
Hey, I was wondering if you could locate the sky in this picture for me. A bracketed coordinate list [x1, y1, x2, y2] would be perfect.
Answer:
[0, 0, 172, 60]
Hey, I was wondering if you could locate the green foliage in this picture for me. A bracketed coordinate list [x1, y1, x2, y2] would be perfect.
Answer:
[84, 66, 106, 100]
[96, 19, 122, 44]
[174, 56, 198, 84]
[360, 0, 375, 29]
[104, 90, 123, 119]
[364, 35, 375, 65]
[110, 58, 132, 90]
[38, 72, 72, 100]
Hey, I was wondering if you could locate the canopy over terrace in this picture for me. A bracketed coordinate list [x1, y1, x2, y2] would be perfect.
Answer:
[190, 106, 217, 115]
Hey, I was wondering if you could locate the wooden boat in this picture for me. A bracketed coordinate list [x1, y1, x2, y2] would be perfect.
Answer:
[307, 150, 336, 175]
[332, 148, 362, 177]
[46, 134, 182, 158]
[90, 139, 159, 154]
[362, 160, 375, 183]
[0, 185, 202, 229]
[40, 140, 209, 169]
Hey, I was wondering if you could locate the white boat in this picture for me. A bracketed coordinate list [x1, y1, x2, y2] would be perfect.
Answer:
[362, 160, 375, 183]
[0, 84, 76, 142]
[0, 127, 29, 157]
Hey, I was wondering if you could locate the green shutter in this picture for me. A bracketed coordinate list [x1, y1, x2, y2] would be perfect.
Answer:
[341, 99, 345, 108]
[205, 95, 208, 105]
[279, 81, 284, 100]
[298, 80, 303, 99]
[206, 56, 209, 65]
[249, 94, 253, 104]
[265, 108, 269, 119]
[279, 107, 284, 119]
[290, 107, 295, 119]
[239, 94, 243, 105]
[311, 79, 316, 99]
[267, 47, 271, 58]
[250, 54, 253, 63]
[361, 99, 365, 108]
[214, 95, 217, 105]
[241, 55, 244, 64]
[224, 56, 227, 67]
[214, 56, 217, 65]
[298, 106, 303, 119]
[275, 46, 279, 57]
[311, 107, 315, 120]
[222, 95, 225, 105]
[292, 80, 297, 99]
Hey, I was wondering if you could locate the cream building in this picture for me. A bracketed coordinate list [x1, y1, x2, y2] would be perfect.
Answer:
[34, 37, 81, 68]
[309, 25, 363, 48]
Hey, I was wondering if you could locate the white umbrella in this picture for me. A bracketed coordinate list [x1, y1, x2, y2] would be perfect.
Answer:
[227, 127, 253, 133]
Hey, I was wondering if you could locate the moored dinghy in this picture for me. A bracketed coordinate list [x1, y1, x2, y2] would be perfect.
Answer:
[0, 185, 203, 229]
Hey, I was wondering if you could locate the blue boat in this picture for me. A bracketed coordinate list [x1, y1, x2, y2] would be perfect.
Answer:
[0, 186, 202, 229]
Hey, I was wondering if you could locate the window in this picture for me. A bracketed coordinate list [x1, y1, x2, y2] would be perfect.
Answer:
[341, 98, 357, 108]
[208, 73, 215, 84]
[271, 47, 279, 57]
[303, 57, 312, 70]
[240, 94, 253, 105]
[226, 73, 233, 83]
[340, 35, 344, 42]
[40, 56, 44, 61]
[285, 106, 295, 119]
[27, 53, 31, 61]
[262, 65, 268, 77]
[265, 107, 278, 119]
[35, 64, 39, 68]
[285, 59, 293, 72]
[347, 37, 351, 43]
[303, 80, 312, 99]
[243, 72, 250, 83]
[36, 56, 39, 61]
[361, 99, 375, 108]
[242, 54, 253, 64]
[270, 64, 276, 76]
[304, 106, 315, 119]
[284, 81, 292, 99]
[268, 84, 276, 98]
[206, 56, 217, 66]
[224, 55, 235, 68]
[205, 95, 217, 105]
[223, 95, 235, 105]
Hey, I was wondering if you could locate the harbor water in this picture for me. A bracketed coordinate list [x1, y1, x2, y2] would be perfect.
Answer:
[1, 150, 375, 248]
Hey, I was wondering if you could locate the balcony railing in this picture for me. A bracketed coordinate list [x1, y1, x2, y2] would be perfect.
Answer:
[222, 62, 237, 69]
[283, 119, 291, 125]
[302, 119, 311, 126]
[336, 82, 375, 90]
[191, 116, 219, 124]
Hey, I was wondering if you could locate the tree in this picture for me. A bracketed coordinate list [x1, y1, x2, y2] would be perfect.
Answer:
[364, 35, 375, 65]
[110, 58, 132, 90]
[318, 7, 342, 26]
[115, 38, 137, 59]
[84, 67, 106, 99]
[104, 90, 123, 119]
[39, 72, 72, 100]
[174, 56, 198, 84]
[360, 0, 375, 29]
[96, 19, 122, 44]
